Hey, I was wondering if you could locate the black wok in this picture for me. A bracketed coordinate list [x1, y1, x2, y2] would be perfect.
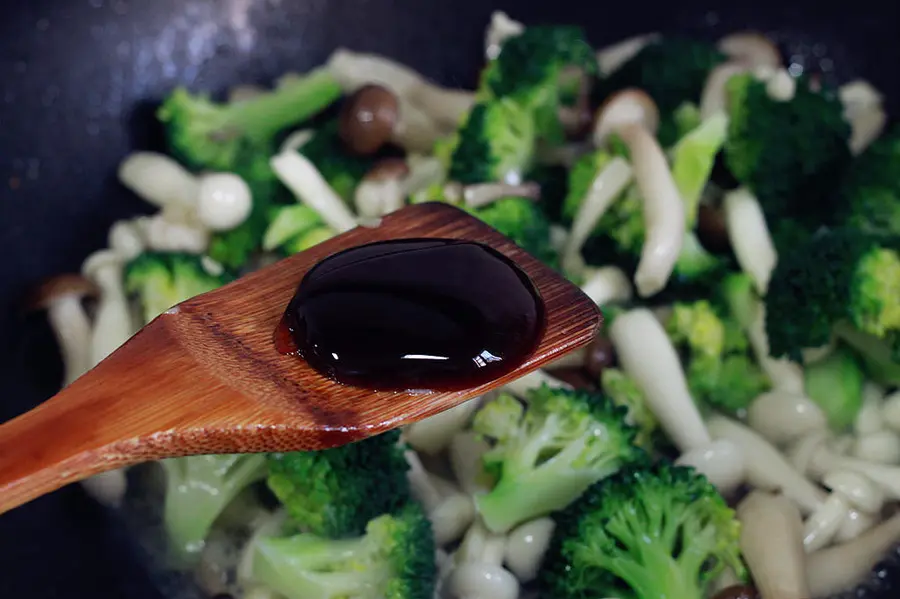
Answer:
[1, 0, 899, 596]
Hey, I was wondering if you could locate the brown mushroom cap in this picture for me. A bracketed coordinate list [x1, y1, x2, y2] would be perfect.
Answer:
[364, 157, 411, 182]
[25, 274, 99, 311]
[592, 89, 660, 146]
[339, 84, 401, 155]
[583, 334, 617, 378]
[717, 32, 782, 69]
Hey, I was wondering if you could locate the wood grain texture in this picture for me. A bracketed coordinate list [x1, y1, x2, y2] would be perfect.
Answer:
[0, 202, 602, 515]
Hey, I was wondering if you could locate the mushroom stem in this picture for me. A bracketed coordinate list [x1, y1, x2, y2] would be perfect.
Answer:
[504, 369, 572, 396]
[118, 152, 200, 220]
[806, 513, 900, 596]
[617, 124, 686, 297]
[562, 157, 633, 275]
[700, 63, 749, 120]
[746, 389, 827, 447]
[595, 33, 660, 76]
[404, 451, 475, 545]
[736, 491, 810, 599]
[404, 399, 481, 456]
[270, 151, 358, 232]
[839, 80, 887, 155]
[48, 296, 93, 386]
[579, 266, 633, 307]
[723, 188, 777, 294]
[745, 299, 806, 394]
[675, 439, 746, 495]
[504, 517, 555, 583]
[717, 32, 782, 69]
[83, 250, 138, 367]
[609, 308, 710, 452]
[707, 416, 827, 514]
[485, 11, 525, 60]
[449, 431, 494, 495]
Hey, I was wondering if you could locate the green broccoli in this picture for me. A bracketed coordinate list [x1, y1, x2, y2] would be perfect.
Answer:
[666, 299, 770, 413]
[162, 454, 268, 563]
[266, 430, 410, 538]
[124, 252, 234, 324]
[539, 462, 745, 599]
[158, 70, 342, 268]
[835, 322, 900, 386]
[263, 204, 335, 256]
[837, 127, 900, 234]
[481, 25, 598, 143]
[448, 98, 536, 185]
[600, 368, 659, 450]
[245, 501, 435, 599]
[299, 119, 378, 203]
[804, 345, 865, 430]
[595, 38, 727, 146]
[472, 385, 641, 533]
[765, 228, 900, 362]
[561, 150, 618, 222]
[723, 73, 851, 222]
[673, 101, 702, 139]
[471, 197, 558, 267]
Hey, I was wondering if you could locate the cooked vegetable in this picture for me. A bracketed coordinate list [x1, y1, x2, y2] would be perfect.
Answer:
[837, 127, 900, 234]
[804, 345, 866, 430]
[472, 385, 641, 533]
[245, 501, 436, 599]
[266, 430, 410, 537]
[539, 462, 745, 599]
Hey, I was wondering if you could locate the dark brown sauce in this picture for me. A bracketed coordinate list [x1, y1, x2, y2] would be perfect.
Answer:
[276, 238, 545, 391]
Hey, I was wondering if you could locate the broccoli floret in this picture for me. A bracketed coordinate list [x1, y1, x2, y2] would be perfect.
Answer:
[527, 163, 571, 223]
[540, 462, 744, 599]
[472, 197, 558, 267]
[724, 73, 851, 222]
[837, 128, 900, 234]
[766, 228, 900, 361]
[158, 70, 341, 174]
[472, 386, 641, 533]
[666, 300, 769, 413]
[673, 102, 702, 139]
[124, 252, 233, 324]
[162, 454, 267, 563]
[595, 38, 727, 146]
[835, 322, 900, 386]
[804, 345, 865, 430]
[448, 98, 536, 185]
[266, 430, 410, 538]
[246, 502, 435, 599]
[299, 119, 377, 203]
[482, 25, 598, 143]
[600, 368, 659, 450]
[263, 204, 334, 256]
[561, 150, 618, 222]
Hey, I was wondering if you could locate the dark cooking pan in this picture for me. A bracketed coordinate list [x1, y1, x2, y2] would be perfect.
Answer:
[1, 0, 900, 597]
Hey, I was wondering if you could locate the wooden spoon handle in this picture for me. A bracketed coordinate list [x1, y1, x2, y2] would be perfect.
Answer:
[0, 320, 232, 514]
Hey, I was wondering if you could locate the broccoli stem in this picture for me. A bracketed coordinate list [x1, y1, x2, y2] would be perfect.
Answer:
[230, 69, 341, 142]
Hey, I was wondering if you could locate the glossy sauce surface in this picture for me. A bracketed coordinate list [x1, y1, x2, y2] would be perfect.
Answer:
[278, 238, 545, 391]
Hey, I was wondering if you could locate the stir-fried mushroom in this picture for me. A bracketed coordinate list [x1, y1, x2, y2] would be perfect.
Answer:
[717, 32, 782, 69]
[447, 520, 519, 599]
[723, 188, 778, 294]
[579, 265, 633, 307]
[354, 158, 410, 221]
[595, 33, 660, 76]
[25, 274, 99, 387]
[839, 79, 887, 155]
[442, 181, 542, 210]
[737, 490, 810, 599]
[746, 389, 827, 446]
[404, 398, 481, 456]
[405, 451, 475, 545]
[270, 151, 358, 232]
[593, 90, 685, 297]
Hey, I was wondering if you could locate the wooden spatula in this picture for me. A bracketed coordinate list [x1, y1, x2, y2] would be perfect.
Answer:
[0, 202, 602, 516]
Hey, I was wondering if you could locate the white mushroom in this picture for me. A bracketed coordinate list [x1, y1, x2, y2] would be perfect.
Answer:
[108, 219, 146, 261]
[270, 150, 358, 233]
[723, 188, 777, 294]
[504, 517, 555, 582]
[852, 430, 900, 465]
[803, 493, 849, 552]
[883, 390, 900, 432]
[744, 296, 806, 393]
[503, 369, 572, 397]
[717, 32, 782, 69]
[133, 214, 210, 254]
[707, 416, 826, 514]
[26, 274, 99, 387]
[449, 431, 494, 495]
[448, 520, 519, 599]
[700, 62, 749, 120]
[579, 266, 634, 307]
[485, 11, 525, 61]
[404, 399, 481, 456]
[593, 91, 685, 297]
[561, 157, 633, 275]
[855, 383, 886, 436]
[118, 152, 200, 220]
[737, 491, 810, 599]
[354, 159, 410, 220]
[609, 308, 710, 452]
[823, 469, 885, 514]
[196, 173, 253, 232]
[405, 451, 475, 545]
[596, 33, 660, 76]
[675, 439, 746, 495]
[806, 513, 900, 596]
[746, 389, 827, 446]
[839, 79, 887, 155]
[766, 68, 797, 101]
[834, 509, 877, 542]
[457, 518, 507, 566]
[82, 250, 136, 366]
[803, 438, 900, 499]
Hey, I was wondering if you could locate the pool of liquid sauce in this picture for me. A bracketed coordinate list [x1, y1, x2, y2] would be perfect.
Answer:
[275, 238, 545, 391]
